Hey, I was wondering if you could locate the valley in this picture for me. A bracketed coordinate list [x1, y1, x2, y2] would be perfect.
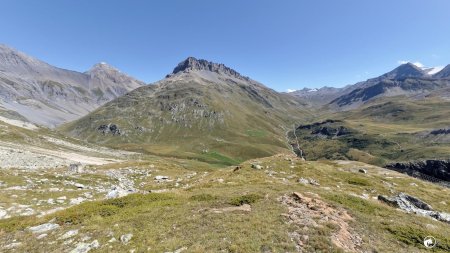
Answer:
[0, 46, 449, 252]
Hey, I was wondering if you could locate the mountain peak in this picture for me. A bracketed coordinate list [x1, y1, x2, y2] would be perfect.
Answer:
[0, 44, 47, 69]
[433, 64, 450, 79]
[379, 62, 425, 80]
[169, 57, 249, 81]
[89, 62, 120, 72]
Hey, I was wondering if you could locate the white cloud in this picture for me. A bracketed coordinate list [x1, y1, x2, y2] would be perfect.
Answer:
[287, 89, 297, 93]
[412, 62, 424, 68]
[397, 60, 425, 68]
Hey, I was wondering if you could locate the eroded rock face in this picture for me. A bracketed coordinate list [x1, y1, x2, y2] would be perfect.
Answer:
[97, 124, 121, 135]
[430, 128, 450, 135]
[279, 192, 362, 252]
[170, 57, 250, 81]
[385, 160, 450, 182]
[28, 223, 60, 234]
[378, 192, 450, 224]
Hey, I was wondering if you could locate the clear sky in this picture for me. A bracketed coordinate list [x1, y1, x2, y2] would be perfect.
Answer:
[1, 0, 450, 91]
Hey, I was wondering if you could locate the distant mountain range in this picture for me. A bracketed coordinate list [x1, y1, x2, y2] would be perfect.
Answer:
[1, 42, 450, 130]
[288, 62, 450, 108]
[0, 44, 144, 127]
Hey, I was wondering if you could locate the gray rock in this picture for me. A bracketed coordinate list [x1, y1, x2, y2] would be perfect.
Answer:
[378, 192, 450, 224]
[70, 240, 100, 253]
[74, 183, 85, 189]
[69, 163, 84, 173]
[251, 164, 263, 170]
[59, 229, 79, 240]
[298, 177, 320, 186]
[36, 233, 48, 239]
[155, 175, 170, 180]
[28, 223, 60, 234]
[0, 209, 8, 219]
[106, 186, 131, 199]
[170, 57, 250, 81]
[98, 124, 122, 136]
[70, 197, 86, 205]
[298, 178, 309, 185]
[4, 242, 22, 249]
[120, 233, 133, 244]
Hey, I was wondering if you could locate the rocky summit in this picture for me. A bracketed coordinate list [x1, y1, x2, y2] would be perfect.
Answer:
[169, 57, 250, 81]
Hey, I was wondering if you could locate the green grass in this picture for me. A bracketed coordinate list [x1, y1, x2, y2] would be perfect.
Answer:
[229, 193, 262, 206]
[324, 194, 387, 216]
[386, 224, 450, 252]
[55, 193, 175, 225]
[1, 155, 450, 252]
[198, 151, 242, 166]
[246, 129, 267, 137]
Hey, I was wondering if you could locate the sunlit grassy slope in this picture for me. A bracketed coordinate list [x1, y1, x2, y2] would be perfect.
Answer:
[1, 154, 449, 252]
[60, 74, 312, 165]
[290, 96, 450, 165]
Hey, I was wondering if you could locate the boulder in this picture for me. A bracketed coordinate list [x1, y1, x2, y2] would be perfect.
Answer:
[251, 164, 262, 170]
[120, 233, 133, 244]
[378, 192, 450, 224]
[70, 240, 100, 253]
[28, 223, 60, 234]
[106, 186, 130, 199]
[154, 175, 170, 180]
[74, 183, 85, 189]
[69, 163, 84, 173]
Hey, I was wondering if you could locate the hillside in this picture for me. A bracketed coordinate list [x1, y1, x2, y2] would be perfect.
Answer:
[0, 44, 144, 127]
[60, 57, 311, 165]
[1, 153, 449, 252]
[288, 95, 450, 171]
[328, 63, 450, 109]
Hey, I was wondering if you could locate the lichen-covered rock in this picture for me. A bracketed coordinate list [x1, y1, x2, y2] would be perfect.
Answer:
[378, 192, 450, 224]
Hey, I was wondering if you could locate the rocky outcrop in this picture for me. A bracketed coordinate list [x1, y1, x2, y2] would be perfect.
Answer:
[378, 193, 450, 224]
[169, 57, 250, 81]
[385, 160, 450, 182]
[97, 124, 121, 135]
[279, 192, 362, 252]
[296, 119, 341, 130]
[433, 64, 450, 79]
[430, 128, 450, 135]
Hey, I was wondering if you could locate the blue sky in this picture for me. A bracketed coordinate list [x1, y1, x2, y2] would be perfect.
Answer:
[1, 0, 450, 91]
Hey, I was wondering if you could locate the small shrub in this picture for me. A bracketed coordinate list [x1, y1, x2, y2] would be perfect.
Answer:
[55, 193, 175, 225]
[346, 177, 370, 186]
[325, 194, 385, 215]
[229, 194, 262, 206]
[0, 216, 37, 233]
[190, 194, 217, 202]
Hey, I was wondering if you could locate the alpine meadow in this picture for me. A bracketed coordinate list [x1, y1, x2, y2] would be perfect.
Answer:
[0, 1, 450, 253]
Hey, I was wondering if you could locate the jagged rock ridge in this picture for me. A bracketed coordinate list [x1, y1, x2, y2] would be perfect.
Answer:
[169, 57, 250, 81]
